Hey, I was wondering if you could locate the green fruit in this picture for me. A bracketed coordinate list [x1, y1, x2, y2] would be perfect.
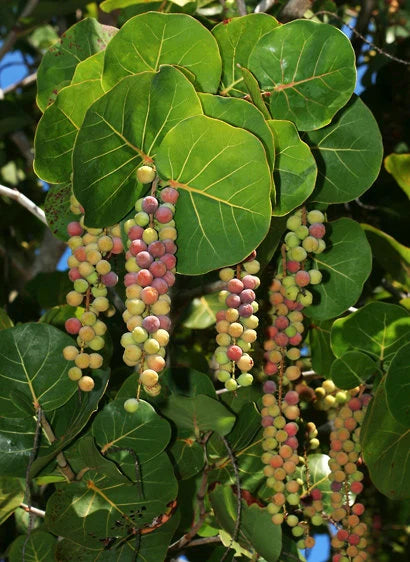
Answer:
[124, 398, 139, 413]
[302, 236, 319, 253]
[88, 336, 105, 351]
[137, 165, 156, 184]
[74, 279, 89, 293]
[307, 209, 325, 224]
[225, 378, 238, 391]
[135, 212, 150, 227]
[290, 246, 307, 262]
[286, 215, 302, 231]
[285, 232, 300, 248]
[237, 373, 253, 386]
[309, 269, 322, 284]
[295, 225, 309, 240]
[216, 369, 231, 382]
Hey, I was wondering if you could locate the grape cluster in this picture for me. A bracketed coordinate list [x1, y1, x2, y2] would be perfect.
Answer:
[121, 183, 178, 402]
[213, 253, 260, 391]
[314, 379, 349, 417]
[329, 393, 371, 562]
[63, 218, 123, 392]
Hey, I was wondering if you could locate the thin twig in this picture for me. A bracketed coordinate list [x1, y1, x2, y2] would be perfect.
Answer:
[0, 184, 47, 225]
[185, 536, 222, 548]
[39, 410, 76, 481]
[220, 435, 241, 562]
[19, 503, 46, 518]
[254, 0, 276, 13]
[0, 0, 40, 63]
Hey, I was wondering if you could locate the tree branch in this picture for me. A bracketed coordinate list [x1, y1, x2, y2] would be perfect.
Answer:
[254, 0, 276, 13]
[0, 0, 40, 62]
[0, 184, 47, 225]
[39, 410, 76, 481]
[19, 503, 45, 518]
[0, 72, 37, 97]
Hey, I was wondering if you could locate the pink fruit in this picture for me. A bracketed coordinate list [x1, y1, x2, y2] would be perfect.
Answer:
[227, 279, 244, 294]
[263, 380, 277, 393]
[309, 223, 326, 239]
[275, 316, 289, 330]
[158, 315, 171, 330]
[227, 345, 242, 361]
[264, 362, 278, 375]
[111, 237, 123, 254]
[74, 246, 87, 262]
[149, 260, 167, 278]
[216, 310, 226, 321]
[289, 333, 302, 346]
[274, 332, 288, 347]
[226, 294, 240, 308]
[148, 241, 165, 258]
[141, 286, 159, 305]
[65, 317, 81, 334]
[284, 422, 298, 436]
[124, 272, 139, 286]
[295, 270, 310, 287]
[136, 251, 153, 268]
[161, 187, 179, 204]
[142, 196, 159, 214]
[142, 315, 160, 333]
[128, 225, 144, 240]
[285, 391, 299, 405]
[240, 289, 255, 303]
[151, 278, 168, 295]
[163, 271, 175, 287]
[67, 221, 83, 236]
[163, 239, 177, 254]
[68, 268, 81, 282]
[135, 269, 153, 287]
[160, 253, 176, 270]
[155, 206, 173, 224]
[238, 304, 253, 317]
[286, 260, 300, 273]
[242, 275, 258, 289]
[101, 272, 118, 287]
[129, 240, 147, 256]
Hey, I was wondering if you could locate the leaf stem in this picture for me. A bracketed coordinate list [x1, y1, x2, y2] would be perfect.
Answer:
[39, 410, 76, 481]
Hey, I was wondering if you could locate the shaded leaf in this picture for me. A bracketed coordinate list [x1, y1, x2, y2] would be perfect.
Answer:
[361, 378, 410, 499]
[183, 293, 225, 330]
[102, 12, 221, 93]
[331, 302, 410, 366]
[92, 399, 171, 461]
[0, 477, 24, 525]
[37, 18, 117, 111]
[249, 20, 356, 131]
[169, 429, 204, 480]
[212, 13, 279, 97]
[384, 153, 410, 198]
[308, 97, 383, 203]
[309, 319, 336, 377]
[330, 351, 380, 389]
[0, 323, 77, 417]
[305, 218, 372, 320]
[73, 65, 202, 226]
[268, 119, 317, 215]
[0, 307, 13, 330]
[156, 114, 272, 274]
[8, 531, 57, 562]
[44, 183, 78, 241]
[385, 342, 410, 426]
[297, 454, 332, 511]
[241, 67, 271, 119]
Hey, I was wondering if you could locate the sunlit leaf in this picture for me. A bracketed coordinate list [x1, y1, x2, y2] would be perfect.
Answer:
[384, 153, 410, 198]
[71, 51, 105, 84]
[183, 293, 225, 330]
[330, 351, 380, 389]
[0, 477, 24, 525]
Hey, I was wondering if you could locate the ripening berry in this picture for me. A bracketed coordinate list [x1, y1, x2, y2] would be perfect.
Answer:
[289, 246, 307, 262]
[74, 279, 89, 293]
[89, 353, 103, 369]
[155, 206, 173, 223]
[142, 227, 158, 244]
[140, 369, 159, 387]
[302, 236, 319, 253]
[297, 291, 313, 307]
[160, 187, 179, 204]
[307, 210, 325, 224]
[124, 398, 139, 413]
[286, 215, 302, 231]
[89, 336, 105, 351]
[142, 196, 159, 215]
[225, 378, 238, 391]
[137, 165, 156, 184]
[68, 366, 82, 381]
[308, 269, 322, 285]
[65, 317, 82, 335]
[142, 315, 161, 333]
[295, 225, 309, 240]
[295, 270, 310, 287]
[243, 260, 260, 274]
[309, 223, 326, 239]
[63, 345, 79, 361]
[237, 373, 253, 386]
[66, 291, 83, 307]
[78, 376, 95, 392]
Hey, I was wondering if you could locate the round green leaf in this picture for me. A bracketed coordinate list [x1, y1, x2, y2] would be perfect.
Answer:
[385, 342, 410, 426]
[331, 302, 410, 366]
[8, 531, 57, 562]
[92, 399, 171, 462]
[212, 13, 279, 97]
[156, 114, 272, 274]
[309, 319, 336, 377]
[102, 12, 221, 93]
[330, 351, 379, 390]
[268, 119, 317, 215]
[37, 18, 117, 112]
[73, 65, 202, 227]
[71, 51, 105, 85]
[34, 80, 105, 184]
[305, 218, 372, 320]
[307, 97, 383, 203]
[384, 152, 410, 198]
[361, 378, 410, 499]
[199, 93, 275, 169]
[248, 20, 356, 131]
[0, 323, 77, 417]
[44, 183, 78, 241]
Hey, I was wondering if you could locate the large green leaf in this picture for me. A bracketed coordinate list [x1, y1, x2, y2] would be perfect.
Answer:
[156, 114, 272, 274]
[330, 351, 380, 390]
[161, 394, 235, 437]
[331, 302, 410, 366]
[304, 218, 372, 320]
[0, 477, 24, 525]
[248, 20, 356, 131]
[385, 342, 410, 426]
[73, 65, 202, 226]
[309, 319, 336, 377]
[34, 80, 105, 184]
[212, 13, 279, 97]
[384, 152, 410, 198]
[183, 293, 225, 329]
[307, 97, 383, 203]
[296, 454, 332, 511]
[44, 183, 77, 241]
[210, 484, 282, 561]
[240, 67, 271, 119]
[92, 399, 171, 461]
[30, 369, 110, 478]
[37, 18, 117, 112]
[199, 93, 275, 169]
[102, 12, 221, 93]
[8, 531, 57, 562]
[71, 51, 105, 84]
[268, 120, 317, 215]
[0, 323, 77, 417]
[169, 429, 204, 480]
[361, 378, 410, 499]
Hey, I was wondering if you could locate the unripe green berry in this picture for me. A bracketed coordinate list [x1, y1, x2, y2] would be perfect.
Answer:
[124, 398, 139, 412]
[137, 165, 156, 184]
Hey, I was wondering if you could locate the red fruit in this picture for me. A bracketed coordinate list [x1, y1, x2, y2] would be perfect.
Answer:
[352, 503, 365, 516]
[124, 272, 139, 286]
[310, 488, 322, 500]
[261, 415, 274, 427]
[136, 251, 153, 268]
[74, 246, 87, 262]
[163, 239, 177, 254]
[227, 345, 242, 361]
[269, 455, 283, 468]
[337, 529, 349, 541]
[348, 534, 360, 545]
[284, 299, 299, 311]
[289, 333, 302, 346]
[148, 241, 165, 258]
[160, 253, 176, 270]
[242, 275, 258, 289]
[263, 380, 277, 393]
[238, 304, 253, 317]
[155, 206, 173, 224]
[309, 223, 326, 239]
[284, 422, 298, 436]
[142, 315, 161, 333]
[161, 187, 179, 204]
[216, 310, 226, 321]
[149, 260, 167, 278]
[151, 278, 168, 295]
[226, 294, 240, 308]
[130, 239, 147, 256]
[227, 278, 244, 294]
[330, 439, 343, 451]
[266, 326, 278, 339]
[158, 315, 171, 330]
[275, 316, 289, 330]
[284, 390, 299, 405]
[111, 237, 123, 254]
[295, 270, 310, 287]
[141, 286, 159, 305]
[332, 555, 342, 562]
[286, 260, 300, 273]
[135, 269, 153, 287]
[142, 196, 159, 214]
[163, 271, 175, 287]
[348, 397, 362, 411]
[67, 221, 83, 236]
[68, 268, 81, 282]
[128, 225, 144, 240]
[264, 362, 278, 375]
[285, 436, 298, 449]
[274, 332, 289, 347]
[101, 272, 118, 287]
[65, 317, 81, 334]
[350, 481, 363, 494]
[240, 289, 255, 303]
